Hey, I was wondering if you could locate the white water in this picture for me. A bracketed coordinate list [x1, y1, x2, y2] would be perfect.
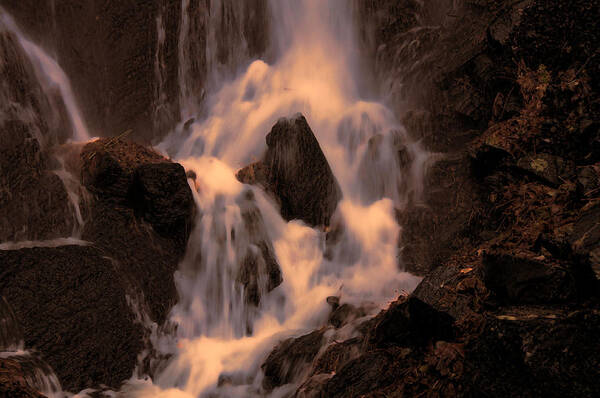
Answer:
[130, 0, 429, 397]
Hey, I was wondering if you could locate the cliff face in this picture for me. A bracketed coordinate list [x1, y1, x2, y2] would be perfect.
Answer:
[1, 0, 270, 143]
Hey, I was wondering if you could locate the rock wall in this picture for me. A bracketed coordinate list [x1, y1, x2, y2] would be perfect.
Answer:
[0, 0, 271, 143]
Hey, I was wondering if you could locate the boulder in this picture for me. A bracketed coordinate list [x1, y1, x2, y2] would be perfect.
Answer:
[368, 296, 455, 348]
[482, 251, 594, 304]
[80, 138, 195, 324]
[0, 245, 144, 392]
[237, 114, 342, 227]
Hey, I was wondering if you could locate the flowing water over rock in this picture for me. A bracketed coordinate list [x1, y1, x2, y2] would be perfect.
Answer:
[127, 0, 429, 396]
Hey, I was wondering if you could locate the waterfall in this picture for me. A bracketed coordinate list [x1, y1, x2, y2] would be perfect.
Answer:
[0, 11, 90, 143]
[129, 0, 429, 396]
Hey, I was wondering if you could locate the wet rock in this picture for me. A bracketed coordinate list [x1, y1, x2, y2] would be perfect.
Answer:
[294, 373, 333, 398]
[0, 120, 73, 243]
[328, 304, 366, 329]
[369, 297, 455, 348]
[262, 329, 325, 391]
[80, 139, 194, 326]
[235, 190, 282, 306]
[311, 338, 362, 375]
[0, 246, 145, 392]
[515, 153, 575, 187]
[482, 251, 594, 304]
[237, 114, 342, 227]
[0, 358, 46, 398]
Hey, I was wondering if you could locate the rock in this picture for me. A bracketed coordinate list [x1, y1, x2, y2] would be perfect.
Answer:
[465, 308, 600, 397]
[80, 138, 195, 324]
[261, 329, 325, 391]
[311, 338, 362, 375]
[328, 304, 366, 329]
[369, 297, 455, 348]
[0, 358, 46, 398]
[130, 162, 195, 246]
[0, 121, 74, 243]
[237, 114, 342, 227]
[515, 153, 575, 187]
[413, 264, 488, 320]
[482, 251, 594, 304]
[570, 202, 600, 278]
[0, 245, 145, 392]
[319, 350, 399, 398]
[235, 190, 282, 306]
[577, 165, 599, 197]
[3, 0, 271, 142]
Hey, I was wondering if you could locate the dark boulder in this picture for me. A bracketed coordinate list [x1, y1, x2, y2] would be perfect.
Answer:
[482, 251, 595, 304]
[368, 296, 455, 348]
[80, 138, 195, 324]
[237, 114, 342, 227]
[0, 245, 144, 392]
[261, 329, 325, 391]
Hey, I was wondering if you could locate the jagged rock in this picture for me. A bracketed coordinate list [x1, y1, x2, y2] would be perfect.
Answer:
[482, 251, 595, 304]
[237, 114, 342, 227]
[0, 121, 73, 243]
[368, 297, 455, 348]
[261, 329, 325, 391]
[0, 358, 46, 398]
[235, 190, 282, 306]
[311, 338, 362, 375]
[0, 246, 144, 392]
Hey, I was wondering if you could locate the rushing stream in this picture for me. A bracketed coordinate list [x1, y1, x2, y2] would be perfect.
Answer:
[2, 1, 429, 397]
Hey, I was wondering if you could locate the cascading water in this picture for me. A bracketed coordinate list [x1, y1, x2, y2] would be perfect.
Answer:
[128, 0, 429, 396]
[0, 9, 91, 239]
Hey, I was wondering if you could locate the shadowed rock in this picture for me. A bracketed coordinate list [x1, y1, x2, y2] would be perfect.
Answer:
[0, 121, 73, 243]
[0, 246, 144, 392]
[80, 138, 194, 326]
[237, 114, 342, 227]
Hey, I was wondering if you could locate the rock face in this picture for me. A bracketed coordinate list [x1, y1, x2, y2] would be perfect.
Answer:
[0, 246, 144, 393]
[2, 0, 271, 142]
[0, 137, 195, 392]
[0, 121, 74, 242]
[237, 114, 342, 227]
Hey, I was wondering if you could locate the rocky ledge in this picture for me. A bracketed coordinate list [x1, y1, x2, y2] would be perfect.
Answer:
[0, 137, 195, 393]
